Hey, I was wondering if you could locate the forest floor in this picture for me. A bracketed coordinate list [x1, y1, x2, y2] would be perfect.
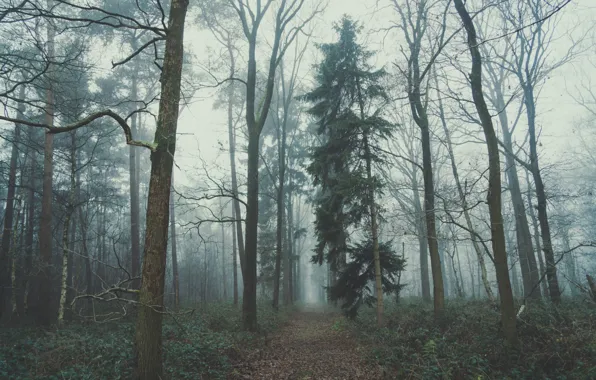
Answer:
[230, 305, 384, 380]
[2, 301, 596, 379]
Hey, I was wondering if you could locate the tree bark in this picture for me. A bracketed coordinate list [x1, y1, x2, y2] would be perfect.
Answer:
[80, 201, 92, 311]
[23, 133, 36, 316]
[9, 195, 24, 319]
[524, 87, 561, 303]
[243, 130, 259, 330]
[129, 60, 141, 290]
[287, 190, 294, 304]
[170, 179, 180, 308]
[226, 40, 246, 277]
[232, 207, 238, 305]
[411, 163, 432, 302]
[58, 131, 76, 324]
[0, 87, 24, 319]
[365, 134, 384, 327]
[405, 57, 444, 315]
[525, 170, 549, 297]
[219, 198, 227, 301]
[134, 1, 188, 378]
[238, 0, 306, 331]
[420, 121, 445, 318]
[484, 66, 541, 300]
[435, 75, 494, 302]
[36, 12, 56, 325]
[273, 78, 289, 309]
[453, 0, 518, 346]
[280, 124, 289, 307]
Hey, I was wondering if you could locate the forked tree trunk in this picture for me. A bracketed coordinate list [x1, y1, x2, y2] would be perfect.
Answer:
[239, 0, 304, 330]
[454, 0, 517, 346]
[435, 75, 494, 302]
[398, 0, 444, 315]
[226, 41, 246, 277]
[524, 88, 561, 303]
[484, 68, 541, 300]
[134, 1, 188, 378]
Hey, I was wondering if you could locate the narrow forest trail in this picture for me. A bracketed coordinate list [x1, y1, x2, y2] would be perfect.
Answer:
[230, 306, 384, 380]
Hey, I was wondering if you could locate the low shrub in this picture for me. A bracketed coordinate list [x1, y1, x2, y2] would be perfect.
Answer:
[352, 299, 596, 379]
[0, 301, 289, 379]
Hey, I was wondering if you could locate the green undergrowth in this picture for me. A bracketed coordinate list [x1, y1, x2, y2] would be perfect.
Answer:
[351, 299, 596, 379]
[0, 302, 291, 380]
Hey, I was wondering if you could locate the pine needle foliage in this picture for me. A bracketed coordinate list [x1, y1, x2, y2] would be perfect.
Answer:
[299, 15, 405, 316]
[328, 240, 406, 318]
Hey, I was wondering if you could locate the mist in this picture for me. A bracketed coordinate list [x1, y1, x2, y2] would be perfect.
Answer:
[1, 0, 596, 379]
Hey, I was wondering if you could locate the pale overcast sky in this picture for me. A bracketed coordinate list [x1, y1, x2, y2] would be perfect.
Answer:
[171, 0, 595, 191]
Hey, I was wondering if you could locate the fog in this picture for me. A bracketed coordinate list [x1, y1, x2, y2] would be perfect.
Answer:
[1, 0, 596, 378]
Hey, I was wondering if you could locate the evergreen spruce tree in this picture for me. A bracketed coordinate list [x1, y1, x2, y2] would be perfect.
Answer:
[301, 16, 404, 325]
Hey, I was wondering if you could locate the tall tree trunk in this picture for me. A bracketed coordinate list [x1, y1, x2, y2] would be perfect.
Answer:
[455, 243, 465, 298]
[524, 87, 560, 303]
[58, 131, 76, 324]
[364, 133, 383, 327]
[36, 12, 55, 325]
[398, 0, 444, 314]
[410, 164, 431, 302]
[465, 246, 475, 298]
[454, 0, 518, 346]
[232, 207, 238, 305]
[98, 197, 106, 290]
[170, 179, 180, 308]
[10, 195, 24, 319]
[203, 243, 208, 303]
[506, 233, 521, 298]
[562, 229, 578, 296]
[219, 198, 227, 301]
[226, 41, 246, 277]
[243, 130, 259, 330]
[486, 73, 541, 300]
[438, 239, 449, 299]
[0, 87, 24, 319]
[273, 88, 289, 308]
[525, 170, 548, 298]
[129, 62, 141, 290]
[287, 191, 294, 304]
[419, 121, 445, 318]
[272, 203, 282, 309]
[134, 1, 188, 378]
[79, 202, 92, 311]
[436, 76, 494, 302]
[23, 131, 36, 315]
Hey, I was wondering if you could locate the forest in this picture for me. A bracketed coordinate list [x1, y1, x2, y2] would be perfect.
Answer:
[1, 0, 596, 379]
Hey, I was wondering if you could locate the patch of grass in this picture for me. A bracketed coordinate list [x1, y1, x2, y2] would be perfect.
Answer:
[0, 301, 289, 379]
[351, 299, 596, 379]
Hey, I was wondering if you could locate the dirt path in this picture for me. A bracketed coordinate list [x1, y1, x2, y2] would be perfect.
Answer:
[231, 306, 384, 379]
